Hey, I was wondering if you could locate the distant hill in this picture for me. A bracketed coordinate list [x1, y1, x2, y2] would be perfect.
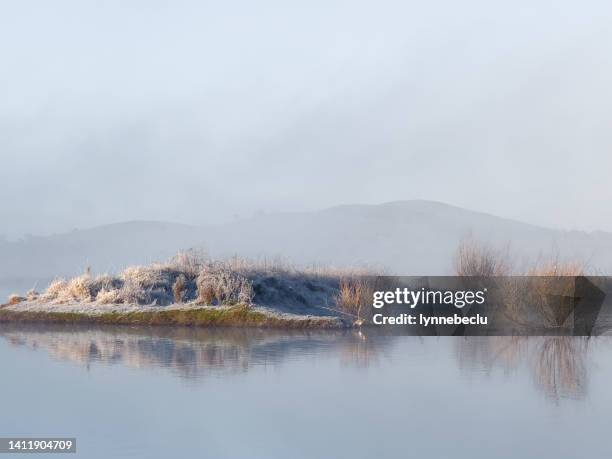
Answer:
[203, 200, 612, 274]
[2, 201, 612, 289]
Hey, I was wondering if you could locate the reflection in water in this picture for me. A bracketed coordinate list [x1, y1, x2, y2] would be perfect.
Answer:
[535, 338, 588, 400]
[339, 330, 382, 368]
[0, 324, 603, 403]
[0, 324, 391, 380]
[455, 336, 592, 402]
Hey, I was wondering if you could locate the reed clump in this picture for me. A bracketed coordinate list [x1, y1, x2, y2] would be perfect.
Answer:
[335, 277, 375, 324]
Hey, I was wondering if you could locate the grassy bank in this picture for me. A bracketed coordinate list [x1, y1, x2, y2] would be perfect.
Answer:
[0, 306, 344, 329]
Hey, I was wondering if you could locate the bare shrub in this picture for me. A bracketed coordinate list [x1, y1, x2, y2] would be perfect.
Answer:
[455, 237, 511, 276]
[527, 257, 584, 277]
[523, 257, 585, 327]
[26, 289, 39, 301]
[497, 254, 587, 327]
[453, 239, 588, 328]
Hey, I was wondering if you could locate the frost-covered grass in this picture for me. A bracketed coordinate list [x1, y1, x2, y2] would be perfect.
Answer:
[3, 251, 373, 326]
[28, 252, 255, 308]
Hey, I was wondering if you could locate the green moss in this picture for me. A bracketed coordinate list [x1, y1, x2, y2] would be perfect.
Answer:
[0, 306, 343, 329]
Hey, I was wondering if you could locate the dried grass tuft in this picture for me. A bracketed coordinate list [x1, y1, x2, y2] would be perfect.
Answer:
[173, 275, 186, 304]
[196, 263, 253, 306]
[335, 277, 374, 323]
[95, 288, 123, 304]
[7, 294, 26, 305]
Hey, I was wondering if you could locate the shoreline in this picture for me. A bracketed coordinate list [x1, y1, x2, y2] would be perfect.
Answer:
[0, 303, 346, 329]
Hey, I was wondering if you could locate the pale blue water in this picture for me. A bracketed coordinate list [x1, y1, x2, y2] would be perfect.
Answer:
[1, 325, 611, 458]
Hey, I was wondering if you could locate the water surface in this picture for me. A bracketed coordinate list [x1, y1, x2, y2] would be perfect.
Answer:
[1, 324, 611, 458]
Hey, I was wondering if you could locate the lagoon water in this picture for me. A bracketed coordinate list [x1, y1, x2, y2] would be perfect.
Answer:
[1, 325, 612, 458]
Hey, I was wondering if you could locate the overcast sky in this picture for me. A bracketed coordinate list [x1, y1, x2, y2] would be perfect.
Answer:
[1, 0, 612, 238]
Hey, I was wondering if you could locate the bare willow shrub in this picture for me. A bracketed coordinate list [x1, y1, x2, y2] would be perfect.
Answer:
[336, 277, 374, 322]
[453, 238, 587, 327]
[497, 255, 586, 327]
[524, 257, 585, 327]
[454, 238, 523, 324]
[454, 238, 511, 277]
[527, 257, 584, 277]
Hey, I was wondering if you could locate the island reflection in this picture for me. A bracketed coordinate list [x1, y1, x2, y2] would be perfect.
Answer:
[0, 324, 389, 379]
[0, 324, 606, 402]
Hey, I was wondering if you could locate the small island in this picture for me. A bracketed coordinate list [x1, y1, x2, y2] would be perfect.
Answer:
[0, 252, 369, 329]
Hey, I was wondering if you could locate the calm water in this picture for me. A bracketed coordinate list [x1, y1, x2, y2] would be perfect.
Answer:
[1, 324, 612, 458]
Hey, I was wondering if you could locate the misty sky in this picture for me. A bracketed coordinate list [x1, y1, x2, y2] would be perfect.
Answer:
[1, 0, 612, 238]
